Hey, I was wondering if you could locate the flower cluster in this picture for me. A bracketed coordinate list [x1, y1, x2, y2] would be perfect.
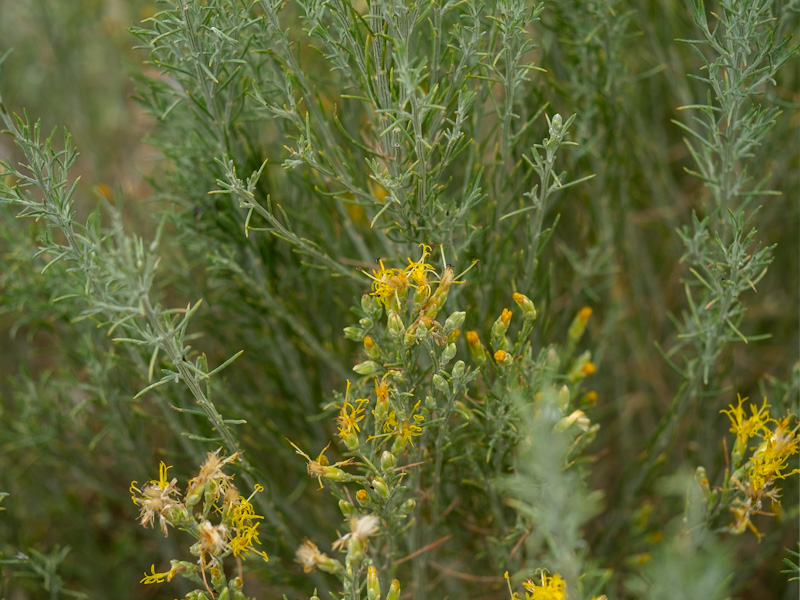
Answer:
[130, 450, 269, 595]
[364, 244, 435, 309]
[721, 395, 799, 539]
[505, 570, 607, 600]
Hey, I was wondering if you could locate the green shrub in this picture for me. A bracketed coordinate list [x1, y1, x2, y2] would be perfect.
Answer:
[0, 0, 797, 598]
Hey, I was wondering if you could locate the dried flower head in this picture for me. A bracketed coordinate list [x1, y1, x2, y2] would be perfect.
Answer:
[332, 514, 381, 551]
[130, 461, 183, 537]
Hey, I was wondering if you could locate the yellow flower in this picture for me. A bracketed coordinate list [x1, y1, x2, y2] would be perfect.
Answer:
[522, 571, 566, 600]
[337, 398, 369, 438]
[228, 497, 269, 562]
[720, 396, 772, 445]
[383, 400, 424, 449]
[365, 259, 409, 306]
[404, 244, 436, 299]
[140, 563, 172, 584]
[748, 417, 800, 491]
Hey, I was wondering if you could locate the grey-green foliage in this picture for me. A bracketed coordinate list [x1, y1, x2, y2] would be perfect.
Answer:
[672, 0, 797, 383]
[0, 0, 798, 598]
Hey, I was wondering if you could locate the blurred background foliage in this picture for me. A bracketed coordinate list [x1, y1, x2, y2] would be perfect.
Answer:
[0, 0, 797, 598]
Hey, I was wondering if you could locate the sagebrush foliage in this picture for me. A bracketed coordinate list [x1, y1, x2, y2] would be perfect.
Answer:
[0, 0, 797, 599]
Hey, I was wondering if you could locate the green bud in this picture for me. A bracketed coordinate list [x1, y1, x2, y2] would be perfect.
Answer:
[433, 373, 450, 394]
[372, 477, 389, 499]
[451, 360, 466, 381]
[380, 451, 396, 471]
[362, 294, 383, 321]
[386, 579, 401, 600]
[557, 385, 570, 411]
[359, 317, 374, 329]
[443, 311, 466, 334]
[512, 292, 537, 321]
[339, 500, 357, 519]
[490, 308, 512, 349]
[441, 343, 457, 367]
[344, 326, 365, 342]
[353, 360, 381, 376]
[425, 395, 436, 410]
[367, 566, 381, 600]
[387, 310, 405, 339]
[399, 498, 416, 515]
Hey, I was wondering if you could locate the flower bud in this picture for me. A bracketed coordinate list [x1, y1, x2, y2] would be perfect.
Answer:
[362, 294, 383, 321]
[399, 498, 416, 515]
[371, 477, 389, 499]
[359, 317, 374, 329]
[353, 360, 381, 376]
[567, 351, 592, 382]
[363, 336, 381, 360]
[554, 409, 590, 433]
[494, 350, 512, 365]
[425, 395, 436, 410]
[451, 360, 466, 380]
[441, 343, 457, 367]
[386, 579, 401, 600]
[443, 311, 466, 335]
[568, 306, 592, 342]
[356, 489, 369, 506]
[339, 499, 357, 517]
[387, 310, 404, 339]
[367, 566, 381, 600]
[380, 451, 396, 471]
[466, 330, 486, 365]
[433, 373, 450, 394]
[557, 385, 570, 411]
[512, 292, 537, 321]
[344, 326, 365, 341]
[490, 308, 512, 349]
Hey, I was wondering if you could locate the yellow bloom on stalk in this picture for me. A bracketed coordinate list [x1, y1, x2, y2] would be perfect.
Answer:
[364, 245, 437, 307]
[748, 415, 800, 491]
[720, 395, 773, 445]
[140, 563, 174, 584]
[383, 400, 424, 449]
[404, 244, 435, 298]
[522, 571, 567, 600]
[366, 259, 409, 306]
[338, 400, 368, 436]
[229, 496, 269, 562]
